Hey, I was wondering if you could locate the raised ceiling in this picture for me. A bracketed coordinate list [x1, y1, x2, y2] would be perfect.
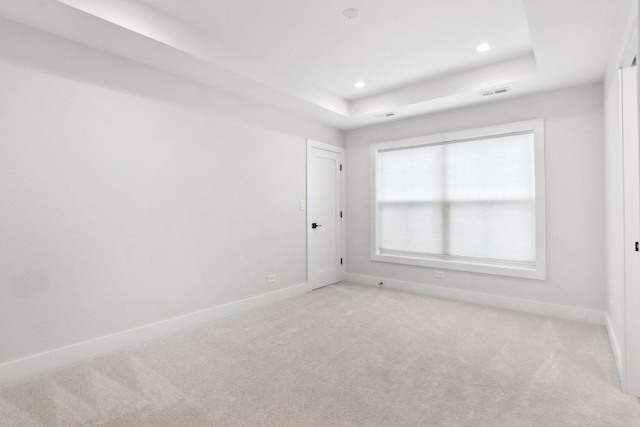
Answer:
[136, 0, 534, 100]
[0, 0, 625, 129]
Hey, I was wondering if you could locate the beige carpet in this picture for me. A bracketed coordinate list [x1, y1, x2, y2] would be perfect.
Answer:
[1, 282, 639, 426]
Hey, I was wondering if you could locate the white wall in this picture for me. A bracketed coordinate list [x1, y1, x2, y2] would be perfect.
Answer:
[345, 83, 605, 319]
[0, 20, 341, 369]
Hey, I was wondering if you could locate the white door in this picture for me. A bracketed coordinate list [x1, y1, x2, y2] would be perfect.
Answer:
[622, 65, 640, 395]
[307, 140, 343, 291]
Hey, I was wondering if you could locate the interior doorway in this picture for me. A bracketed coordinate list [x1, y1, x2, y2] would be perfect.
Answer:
[306, 140, 344, 291]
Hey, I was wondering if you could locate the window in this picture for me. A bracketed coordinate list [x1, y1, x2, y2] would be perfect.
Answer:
[370, 120, 546, 279]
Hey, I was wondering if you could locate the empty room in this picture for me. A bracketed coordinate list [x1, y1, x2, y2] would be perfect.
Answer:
[1, 0, 640, 425]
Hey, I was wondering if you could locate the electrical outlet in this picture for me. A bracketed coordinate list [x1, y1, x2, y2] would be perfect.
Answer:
[433, 271, 444, 279]
[267, 274, 276, 283]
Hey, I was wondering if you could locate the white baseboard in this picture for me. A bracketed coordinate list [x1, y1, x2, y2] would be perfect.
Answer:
[606, 314, 626, 390]
[0, 283, 307, 387]
[345, 273, 605, 325]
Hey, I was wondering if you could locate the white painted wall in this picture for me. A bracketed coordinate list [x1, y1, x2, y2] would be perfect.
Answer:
[0, 20, 341, 367]
[345, 84, 605, 318]
[602, 0, 637, 387]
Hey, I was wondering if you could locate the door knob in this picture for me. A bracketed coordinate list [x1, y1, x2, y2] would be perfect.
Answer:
[312, 223, 322, 229]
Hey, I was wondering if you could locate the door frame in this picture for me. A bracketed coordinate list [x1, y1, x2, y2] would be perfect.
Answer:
[616, 5, 639, 395]
[306, 139, 345, 292]
[621, 63, 639, 395]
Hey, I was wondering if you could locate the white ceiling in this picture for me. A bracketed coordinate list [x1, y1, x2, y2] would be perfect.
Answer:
[136, 0, 534, 100]
[0, 0, 626, 130]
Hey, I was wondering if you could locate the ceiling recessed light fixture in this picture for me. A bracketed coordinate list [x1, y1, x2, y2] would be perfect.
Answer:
[355, 81, 366, 88]
[343, 8, 359, 19]
[476, 43, 491, 52]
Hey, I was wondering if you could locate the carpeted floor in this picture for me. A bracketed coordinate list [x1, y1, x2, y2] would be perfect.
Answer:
[1, 282, 639, 426]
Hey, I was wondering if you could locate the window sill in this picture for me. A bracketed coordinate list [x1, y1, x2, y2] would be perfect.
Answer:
[370, 251, 546, 280]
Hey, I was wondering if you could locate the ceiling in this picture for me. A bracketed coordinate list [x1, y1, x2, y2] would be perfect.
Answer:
[136, 0, 534, 100]
[0, 0, 626, 129]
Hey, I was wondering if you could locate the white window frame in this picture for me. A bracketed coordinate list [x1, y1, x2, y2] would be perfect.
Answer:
[370, 119, 546, 280]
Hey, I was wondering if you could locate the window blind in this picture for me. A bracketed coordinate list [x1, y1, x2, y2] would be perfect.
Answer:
[377, 131, 536, 268]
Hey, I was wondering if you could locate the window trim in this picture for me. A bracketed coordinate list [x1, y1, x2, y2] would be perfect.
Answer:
[370, 119, 547, 280]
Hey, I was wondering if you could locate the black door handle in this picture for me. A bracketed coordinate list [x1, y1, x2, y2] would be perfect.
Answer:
[312, 223, 322, 229]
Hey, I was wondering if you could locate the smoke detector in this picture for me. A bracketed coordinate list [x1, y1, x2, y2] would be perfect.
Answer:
[343, 8, 359, 19]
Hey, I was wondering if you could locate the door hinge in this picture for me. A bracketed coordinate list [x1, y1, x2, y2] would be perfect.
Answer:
[340, 258, 343, 265]
[340, 164, 342, 171]
[636, 242, 639, 252]
[340, 211, 343, 218]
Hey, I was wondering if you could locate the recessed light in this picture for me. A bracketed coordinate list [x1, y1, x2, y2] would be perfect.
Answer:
[355, 81, 366, 88]
[476, 43, 491, 52]
[343, 8, 359, 19]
